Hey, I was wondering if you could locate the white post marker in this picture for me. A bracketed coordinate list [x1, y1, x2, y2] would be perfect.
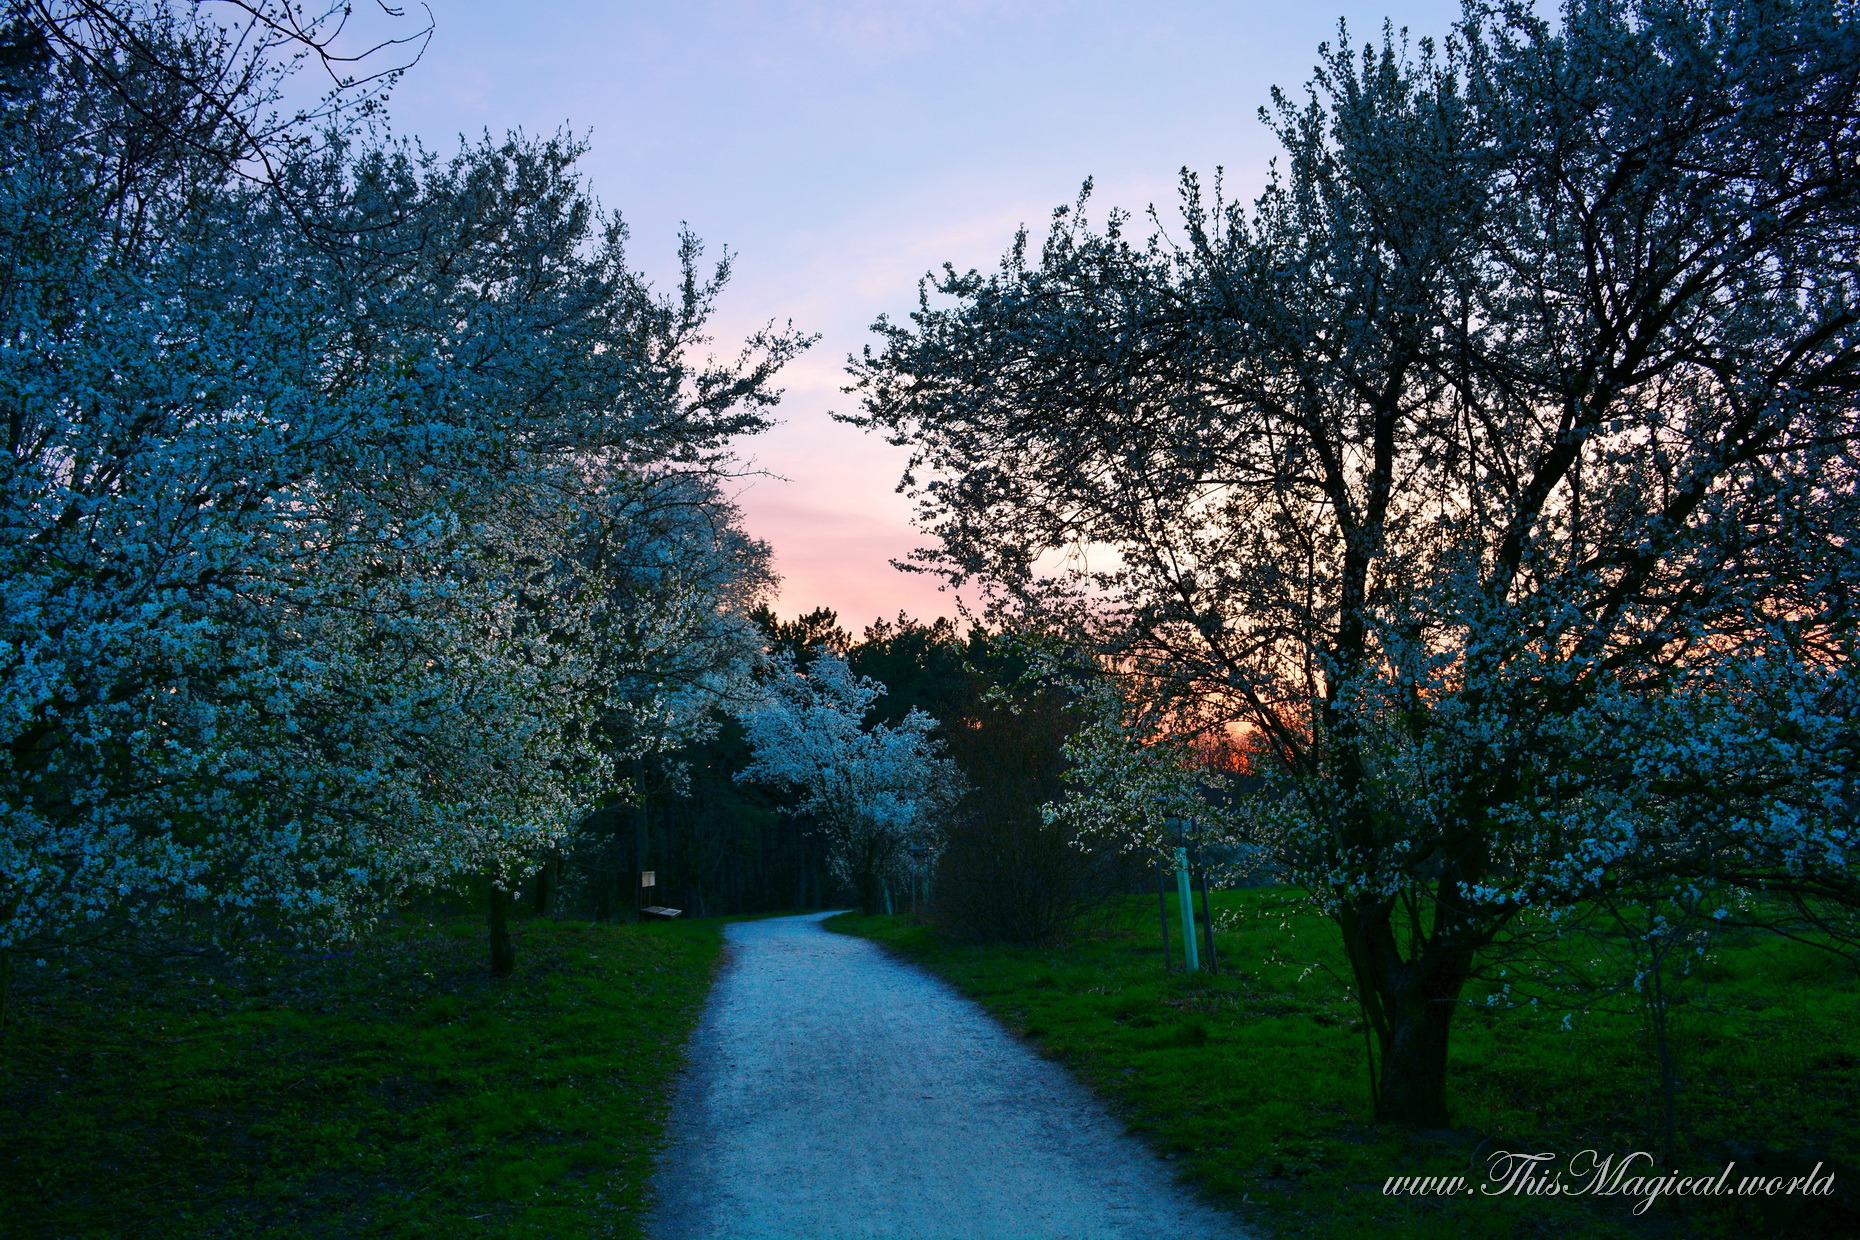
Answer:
[1174, 847, 1200, 973]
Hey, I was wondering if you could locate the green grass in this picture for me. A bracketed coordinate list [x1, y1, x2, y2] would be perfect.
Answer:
[0, 914, 726, 1239]
[832, 891, 1860, 1239]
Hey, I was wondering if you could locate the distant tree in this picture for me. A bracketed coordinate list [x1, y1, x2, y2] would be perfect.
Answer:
[839, 616, 1137, 941]
[737, 652, 961, 912]
[750, 605, 851, 663]
[847, 614, 975, 730]
[934, 669, 1135, 944]
[849, 0, 1860, 1125]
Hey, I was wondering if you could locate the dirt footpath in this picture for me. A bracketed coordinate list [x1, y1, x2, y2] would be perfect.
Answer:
[648, 911, 1248, 1240]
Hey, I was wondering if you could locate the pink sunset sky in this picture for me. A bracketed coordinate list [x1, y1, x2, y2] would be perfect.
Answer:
[379, 0, 1464, 633]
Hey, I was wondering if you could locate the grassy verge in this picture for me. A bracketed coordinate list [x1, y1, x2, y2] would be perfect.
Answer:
[1, 914, 725, 1239]
[831, 892, 1859, 1239]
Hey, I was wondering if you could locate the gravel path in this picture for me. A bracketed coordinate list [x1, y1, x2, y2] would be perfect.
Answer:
[648, 911, 1249, 1240]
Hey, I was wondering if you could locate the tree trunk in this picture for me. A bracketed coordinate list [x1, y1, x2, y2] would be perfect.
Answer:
[1374, 974, 1464, 1127]
[487, 878, 517, 977]
[857, 871, 885, 915]
[1192, 841, 1218, 974]
[1650, 973, 1678, 1165]
[1157, 858, 1173, 973]
[531, 857, 556, 917]
[1640, 921, 1680, 1164]
[1339, 898, 1476, 1128]
[852, 828, 890, 914]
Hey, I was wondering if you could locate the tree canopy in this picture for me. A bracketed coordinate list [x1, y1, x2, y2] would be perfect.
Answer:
[0, 0, 806, 957]
[849, 0, 1860, 1124]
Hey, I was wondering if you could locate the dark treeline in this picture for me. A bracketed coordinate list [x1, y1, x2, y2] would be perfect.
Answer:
[558, 729, 826, 921]
[532, 608, 1140, 936]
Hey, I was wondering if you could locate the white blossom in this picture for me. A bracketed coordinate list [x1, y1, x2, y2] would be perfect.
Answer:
[736, 652, 960, 911]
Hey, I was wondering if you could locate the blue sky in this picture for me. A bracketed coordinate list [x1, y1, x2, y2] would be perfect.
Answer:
[375, 0, 1467, 630]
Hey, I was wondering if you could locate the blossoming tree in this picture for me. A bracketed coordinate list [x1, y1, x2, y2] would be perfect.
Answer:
[0, 1, 806, 968]
[849, 0, 1860, 1124]
[737, 652, 961, 913]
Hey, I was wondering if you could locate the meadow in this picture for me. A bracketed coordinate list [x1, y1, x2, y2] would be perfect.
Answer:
[834, 891, 1860, 1239]
[6, 892, 1853, 1238]
[0, 915, 722, 1240]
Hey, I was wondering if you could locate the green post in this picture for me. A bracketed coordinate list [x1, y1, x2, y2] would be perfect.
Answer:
[1174, 847, 1200, 973]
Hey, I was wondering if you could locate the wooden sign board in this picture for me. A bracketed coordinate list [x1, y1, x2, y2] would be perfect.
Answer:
[640, 870, 656, 888]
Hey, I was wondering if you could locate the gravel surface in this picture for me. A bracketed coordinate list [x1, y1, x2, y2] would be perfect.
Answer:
[648, 911, 1249, 1240]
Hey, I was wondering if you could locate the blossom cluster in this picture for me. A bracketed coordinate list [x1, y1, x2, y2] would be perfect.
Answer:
[736, 652, 961, 907]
